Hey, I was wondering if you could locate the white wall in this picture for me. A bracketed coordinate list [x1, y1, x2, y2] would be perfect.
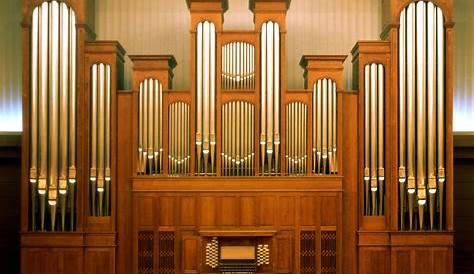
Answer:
[0, 0, 472, 132]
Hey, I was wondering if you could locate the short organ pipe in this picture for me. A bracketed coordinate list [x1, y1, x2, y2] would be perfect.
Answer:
[137, 79, 164, 175]
[363, 64, 385, 216]
[312, 78, 338, 175]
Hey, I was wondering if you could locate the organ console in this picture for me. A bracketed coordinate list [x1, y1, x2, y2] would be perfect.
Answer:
[20, 0, 454, 273]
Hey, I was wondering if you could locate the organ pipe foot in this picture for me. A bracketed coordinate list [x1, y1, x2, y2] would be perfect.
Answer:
[317, 152, 321, 174]
[378, 180, 384, 215]
[49, 202, 57, 232]
[39, 193, 46, 231]
[60, 193, 66, 231]
[267, 151, 273, 175]
[364, 179, 370, 215]
[408, 190, 415, 230]
[399, 180, 406, 230]
[418, 201, 426, 230]
[210, 144, 215, 175]
[203, 153, 209, 176]
[98, 190, 104, 216]
[429, 190, 436, 230]
[105, 180, 110, 216]
[275, 144, 280, 175]
[196, 145, 202, 176]
[371, 190, 377, 216]
[260, 143, 265, 175]
[439, 181, 444, 230]
[69, 181, 75, 230]
[30, 182, 37, 230]
[90, 180, 96, 215]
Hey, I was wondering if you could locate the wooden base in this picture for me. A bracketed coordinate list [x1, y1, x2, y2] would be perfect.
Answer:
[358, 231, 453, 274]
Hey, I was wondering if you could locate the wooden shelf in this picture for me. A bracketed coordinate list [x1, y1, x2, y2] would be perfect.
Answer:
[199, 229, 277, 237]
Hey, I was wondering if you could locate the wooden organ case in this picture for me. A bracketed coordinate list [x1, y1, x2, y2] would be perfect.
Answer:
[19, 0, 454, 274]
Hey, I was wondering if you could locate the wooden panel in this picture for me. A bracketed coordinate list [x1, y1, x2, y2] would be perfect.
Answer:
[392, 249, 411, 274]
[276, 233, 292, 273]
[300, 196, 316, 226]
[85, 248, 115, 274]
[414, 249, 432, 274]
[433, 249, 452, 274]
[21, 248, 83, 274]
[240, 196, 256, 226]
[136, 197, 153, 227]
[359, 247, 389, 274]
[158, 196, 176, 226]
[321, 196, 337, 226]
[182, 236, 198, 273]
[180, 196, 196, 226]
[278, 196, 295, 226]
[259, 196, 276, 226]
[199, 196, 217, 226]
[218, 196, 238, 226]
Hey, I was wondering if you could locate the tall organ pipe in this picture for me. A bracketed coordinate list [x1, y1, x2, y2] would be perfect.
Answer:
[260, 21, 280, 175]
[30, 1, 76, 231]
[196, 21, 216, 175]
[399, 1, 445, 230]
[90, 63, 112, 216]
[137, 79, 163, 175]
[363, 64, 385, 216]
[312, 78, 338, 175]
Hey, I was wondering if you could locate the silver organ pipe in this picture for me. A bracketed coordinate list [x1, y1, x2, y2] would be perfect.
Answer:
[221, 42, 255, 90]
[90, 63, 112, 216]
[285, 102, 307, 175]
[363, 63, 385, 216]
[196, 21, 216, 175]
[137, 79, 164, 175]
[312, 78, 338, 175]
[30, 1, 76, 231]
[398, 1, 445, 230]
[168, 102, 190, 176]
[221, 101, 255, 176]
[260, 21, 280, 175]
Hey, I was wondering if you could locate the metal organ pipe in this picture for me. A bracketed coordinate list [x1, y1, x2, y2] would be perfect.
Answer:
[363, 64, 385, 216]
[312, 78, 338, 175]
[221, 42, 255, 91]
[137, 79, 163, 176]
[221, 101, 255, 176]
[260, 21, 280, 175]
[196, 21, 216, 175]
[398, 1, 446, 230]
[285, 102, 307, 175]
[29, 1, 76, 231]
[90, 63, 112, 217]
[169, 102, 190, 176]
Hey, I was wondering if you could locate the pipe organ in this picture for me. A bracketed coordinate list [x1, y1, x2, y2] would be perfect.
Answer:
[90, 63, 112, 216]
[195, 21, 217, 175]
[20, 0, 454, 274]
[260, 21, 281, 175]
[221, 101, 255, 176]
[221, 42, 255, 90]
[312, 78, 338, 175]
[286, 102, 308, 175]
[398, 1, 446, 231]
[363, 64, 385, 216]
[29, 0, 77, 231]
[137, 78, 164, 175]
[168, 101, 191, 175]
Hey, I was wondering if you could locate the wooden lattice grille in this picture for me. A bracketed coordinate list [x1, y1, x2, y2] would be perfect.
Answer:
[138, 231, 154, 274]
[300, 230, 316, 274]
[158, 231, 175, 274]
[321, 230, 336, 274]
